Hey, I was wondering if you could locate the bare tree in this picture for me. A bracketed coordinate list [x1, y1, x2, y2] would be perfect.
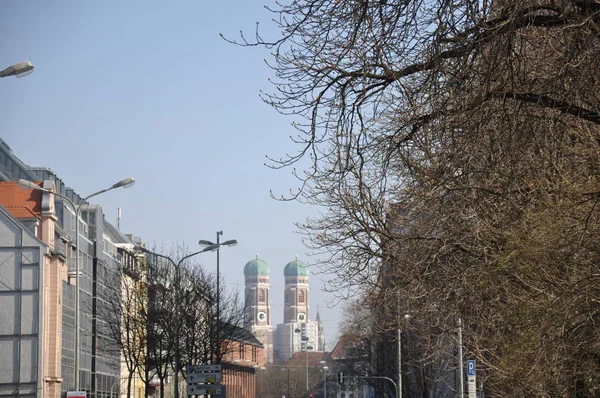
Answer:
[100, 248, 148, 397]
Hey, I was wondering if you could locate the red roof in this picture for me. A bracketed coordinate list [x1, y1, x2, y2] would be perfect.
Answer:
[0, 182, 43, 219]
[330, 332, 367, 360]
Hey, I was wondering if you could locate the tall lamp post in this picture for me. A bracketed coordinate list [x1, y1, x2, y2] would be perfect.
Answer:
[19, 177, 135, 390]
[135, 244, 219, 398]
[280, 367, 296, 398]
[304, 344, 313, 392]
[322, 366, 328, 398]
[253, 365, 267, 396]
[295, 327, 313, 391]
[1, 61, 34, 78]
[198, 232, 237, 364]
[458, 317, 464, 398]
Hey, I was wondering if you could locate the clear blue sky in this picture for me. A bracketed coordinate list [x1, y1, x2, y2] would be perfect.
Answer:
[0, 1, 340, 346]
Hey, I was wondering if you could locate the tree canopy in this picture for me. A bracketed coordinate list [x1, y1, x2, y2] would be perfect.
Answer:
[233, 0, 600, 395]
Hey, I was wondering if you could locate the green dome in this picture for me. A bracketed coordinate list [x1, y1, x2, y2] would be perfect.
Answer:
[284, 258, 309, 277]
[244, 257, 270, 277]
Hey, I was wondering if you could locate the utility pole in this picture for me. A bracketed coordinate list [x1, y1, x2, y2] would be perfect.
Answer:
[458, 317, 464, 398]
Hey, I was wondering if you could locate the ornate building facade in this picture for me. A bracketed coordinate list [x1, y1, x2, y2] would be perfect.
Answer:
[244, 256, 274, 363]
[244, 256, 326, 363]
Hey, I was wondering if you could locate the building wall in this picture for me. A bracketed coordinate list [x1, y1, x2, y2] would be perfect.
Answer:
[275, 322, 319, 362]
[221, 365, 256, 398]
[0, 207, 46, 398]
[43, 250, 69, 398]
[249, 326, 273, 364]
[221, 340, 264, 398]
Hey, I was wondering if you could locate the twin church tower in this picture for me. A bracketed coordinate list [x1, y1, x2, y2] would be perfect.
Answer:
[243, 255, 326, 363]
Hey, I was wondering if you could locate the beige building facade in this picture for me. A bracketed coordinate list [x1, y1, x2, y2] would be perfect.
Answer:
[0, 181, 70, 398]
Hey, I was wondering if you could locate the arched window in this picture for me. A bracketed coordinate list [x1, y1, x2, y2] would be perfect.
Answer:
[258, 289, 266, 303]
[298, 290, 305, 303]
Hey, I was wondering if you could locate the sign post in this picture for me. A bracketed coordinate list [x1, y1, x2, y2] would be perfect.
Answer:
[187, 364, 224, 397]
[466, 360, 476, 398]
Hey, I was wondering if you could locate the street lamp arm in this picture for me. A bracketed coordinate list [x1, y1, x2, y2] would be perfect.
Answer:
[83, 177, 135, 202]
[135, 245, 218, 268]
[18, 179, 77, 212]
[176, 245, 219, 266]
[135, 246, 177, 267]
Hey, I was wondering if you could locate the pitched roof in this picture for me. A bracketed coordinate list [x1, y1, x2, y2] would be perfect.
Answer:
[0, 182, 43, 219]
[330, 332, 369, 360]
[225, 323, 264, 347]
[103, 218, 135, 245]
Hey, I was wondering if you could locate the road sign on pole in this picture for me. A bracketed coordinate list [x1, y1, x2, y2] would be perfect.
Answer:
[187, 384, 223, 395]
[467, 360, 476, 377]
[187, 364, 224, 397]
[188, 364, 222, 373]
[186, 372, 222, 384]
[466, 360, 476, 398]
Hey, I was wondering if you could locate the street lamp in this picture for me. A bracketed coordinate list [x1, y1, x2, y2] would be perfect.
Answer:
[260, 366, 266, 394]
[322, 366, 328, 398]
[135, 244, 219, 398]
[294, 327, 313, 391]
[198, 232, 237, 364]
[18, 177, 135, 390]
[253, 365, 267, 396]
[458, 317, 464, 398]
[304, 344, 314, 392]
[280, 367, 296, 398]
[1, 61, 34, 78]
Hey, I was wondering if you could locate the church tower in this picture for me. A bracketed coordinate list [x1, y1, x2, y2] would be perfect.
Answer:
[244, 255, 273, 363]
[284, 256, 310, 323]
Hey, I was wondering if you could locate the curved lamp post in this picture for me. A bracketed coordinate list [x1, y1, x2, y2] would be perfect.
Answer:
[198, 232, 237, 365]
[19, 177, 135, 390]
[134, 244, 219, 398]
[1, 61, 34, 78]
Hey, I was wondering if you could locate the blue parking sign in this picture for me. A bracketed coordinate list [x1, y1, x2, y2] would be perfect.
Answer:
[467, 360, 476, 377]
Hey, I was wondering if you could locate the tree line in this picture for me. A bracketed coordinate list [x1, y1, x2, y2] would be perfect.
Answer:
[230, 0, 600, 395]
[98, 245, 244, 398]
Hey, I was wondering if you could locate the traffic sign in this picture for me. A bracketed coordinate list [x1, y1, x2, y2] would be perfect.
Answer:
[467, 360, 476, 398]
[186, 372, 222, 384]
[467, 360, 476, 377]
[188, 384, 222, 395]
[188, 364, 222, 373]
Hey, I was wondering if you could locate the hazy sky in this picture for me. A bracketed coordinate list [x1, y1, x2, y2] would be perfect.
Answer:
[1, 1, 341, 346]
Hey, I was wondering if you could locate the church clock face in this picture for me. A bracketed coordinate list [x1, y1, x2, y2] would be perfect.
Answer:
[297, 312, 306, 321]
[257, 311, 267, 322]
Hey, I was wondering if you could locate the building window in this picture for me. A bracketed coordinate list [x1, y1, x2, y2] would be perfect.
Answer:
[258, 289, 265, 303]
[298, 290, 305, 303]
[252, 346, 257, 362]
[240, 342, 245, 359]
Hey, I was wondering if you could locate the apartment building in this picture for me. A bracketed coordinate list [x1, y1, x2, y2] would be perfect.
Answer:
[0, 140, 122, 397]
